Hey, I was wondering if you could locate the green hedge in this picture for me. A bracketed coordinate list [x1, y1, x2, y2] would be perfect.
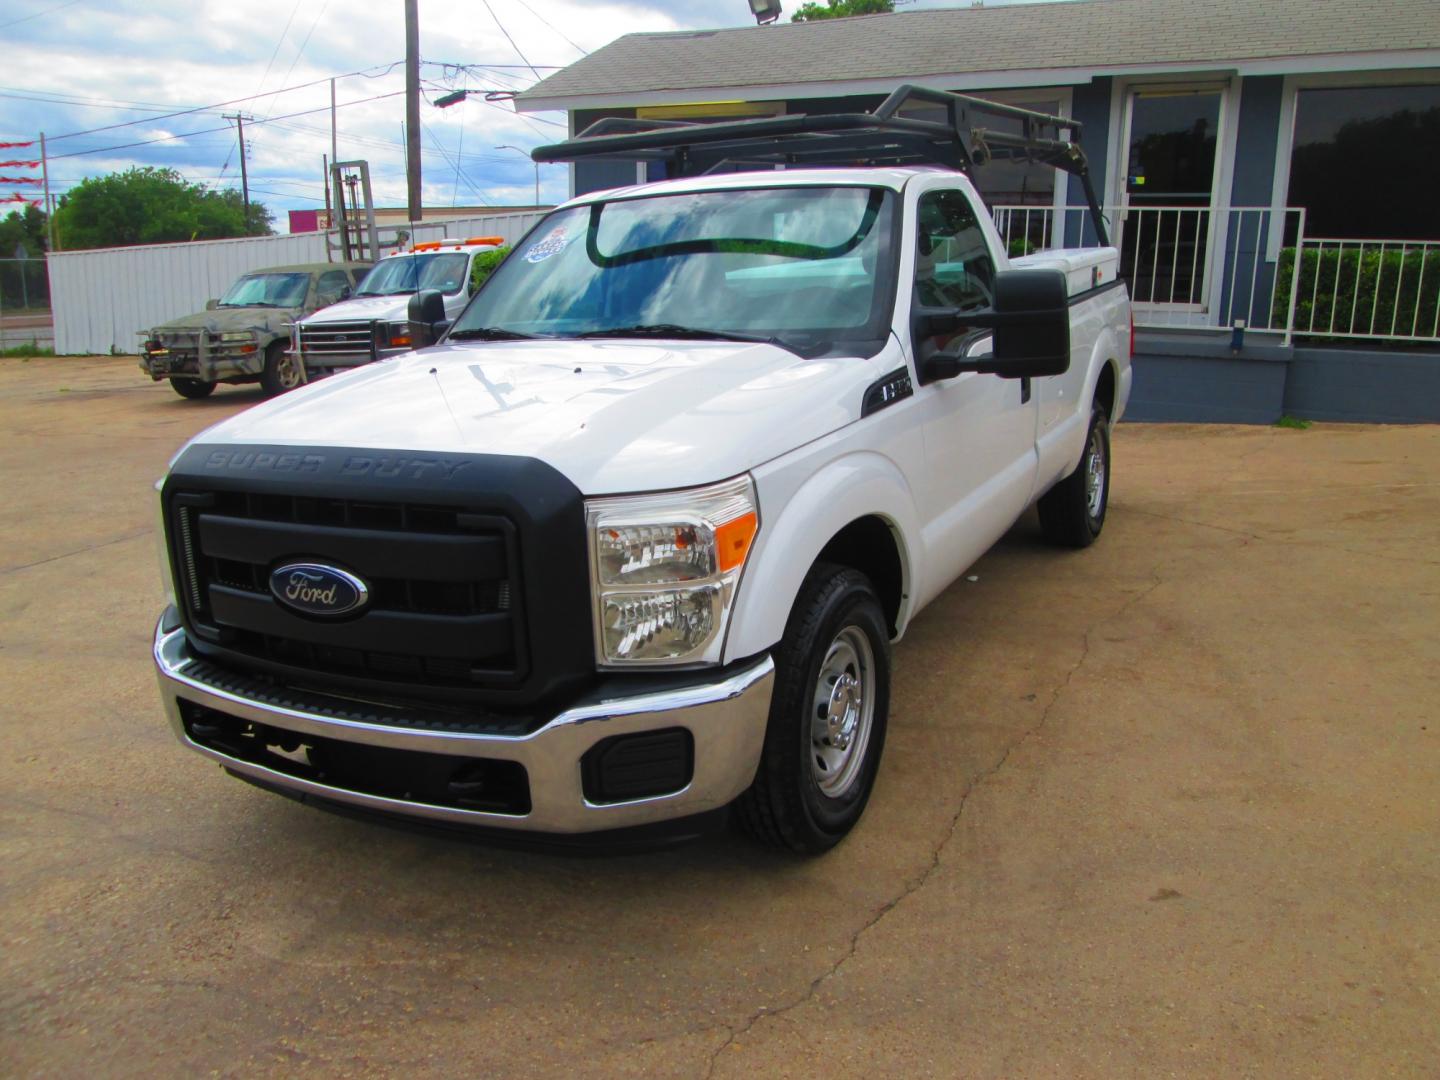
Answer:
[469, 246, 511, 293]
[1273, 244, 1440, 342]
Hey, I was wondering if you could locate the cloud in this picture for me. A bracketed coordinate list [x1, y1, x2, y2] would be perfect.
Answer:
[0, 0, 1061, 227]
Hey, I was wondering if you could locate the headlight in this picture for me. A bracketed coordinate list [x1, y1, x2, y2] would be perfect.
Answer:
[219, 331, 254, 343]
[586, 476, 759, 667]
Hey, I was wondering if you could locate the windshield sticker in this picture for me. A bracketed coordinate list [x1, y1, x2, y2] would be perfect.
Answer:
[525, 226, 571, 264]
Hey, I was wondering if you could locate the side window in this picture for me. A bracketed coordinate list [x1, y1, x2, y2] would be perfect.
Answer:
[315, 271, 350, 307]
[915, 189, 996, 311]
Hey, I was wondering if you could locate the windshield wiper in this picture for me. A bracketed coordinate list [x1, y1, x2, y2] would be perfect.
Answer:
[447, 327, 539, 341]
[576, 324, 790, 349]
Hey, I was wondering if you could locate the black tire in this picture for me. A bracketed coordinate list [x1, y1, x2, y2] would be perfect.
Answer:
[735, 562, 891, 854]
[169, 377, 215, 399]
[1038, 403, 1111, 548]
[260, 340, 304, 397]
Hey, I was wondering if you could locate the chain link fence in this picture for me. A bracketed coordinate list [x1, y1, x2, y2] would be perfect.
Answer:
[0, 256, 52, 351]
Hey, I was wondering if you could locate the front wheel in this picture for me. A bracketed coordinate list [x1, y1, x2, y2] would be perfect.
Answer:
[735, 563, 891, 854]
[1038, 403, 1111, 548]
[169, 377, 215, 399]
[260, 340, 304, 396]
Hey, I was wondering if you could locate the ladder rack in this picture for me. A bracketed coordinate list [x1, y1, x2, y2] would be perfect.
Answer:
[532, 84, 1109, 246]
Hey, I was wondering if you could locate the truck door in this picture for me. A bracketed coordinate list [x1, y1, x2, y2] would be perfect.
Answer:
[910, 184, 1039, 591]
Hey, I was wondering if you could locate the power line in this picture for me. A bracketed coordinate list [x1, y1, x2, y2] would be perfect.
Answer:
[270, 0, 334, 113]
[253, 0, 306, 106]
[0, 89, 206, 115]
[480, 0, 541, 80]
[0, 0, 81, 32]
[48, 89, 408, 160]
[508, 0, 589, 57]
[44, 61, 405, 143]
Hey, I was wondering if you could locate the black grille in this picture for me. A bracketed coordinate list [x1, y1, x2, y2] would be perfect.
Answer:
[171, 488, 526, 693]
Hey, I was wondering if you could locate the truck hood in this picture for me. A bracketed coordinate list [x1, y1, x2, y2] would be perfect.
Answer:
[300, 294, 418, 325]
[187, 338, 888, 493]
[149, 306, 299, 335]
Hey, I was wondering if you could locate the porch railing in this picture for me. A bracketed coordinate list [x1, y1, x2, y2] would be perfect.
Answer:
[1282, 238, 1440, 344]
[991, 204, 1440, 348]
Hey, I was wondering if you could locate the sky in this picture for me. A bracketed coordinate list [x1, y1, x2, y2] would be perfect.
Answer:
[1, 0, 1058, 232]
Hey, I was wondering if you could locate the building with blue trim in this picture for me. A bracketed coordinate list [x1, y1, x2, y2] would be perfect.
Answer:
[516, 0, 1440, 422]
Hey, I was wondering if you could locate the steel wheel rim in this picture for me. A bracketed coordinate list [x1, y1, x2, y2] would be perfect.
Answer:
[277, 350, 304, 389]
[810, 624, 875, 799]
[1084, 426, 1106, 519]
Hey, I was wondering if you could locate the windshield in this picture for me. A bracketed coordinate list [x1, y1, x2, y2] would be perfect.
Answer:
[356, 252, 469, 297]
[451, 186, 897, 355]
[218, 272, 309, 308]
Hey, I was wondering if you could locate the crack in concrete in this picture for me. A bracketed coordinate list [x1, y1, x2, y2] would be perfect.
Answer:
[700, 565, 1167, 1079]
[0, 529, 151, 575]
[1123, 508, 1440, 568]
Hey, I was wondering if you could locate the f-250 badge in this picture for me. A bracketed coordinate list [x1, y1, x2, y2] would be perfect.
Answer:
[270, 563, 370, 617]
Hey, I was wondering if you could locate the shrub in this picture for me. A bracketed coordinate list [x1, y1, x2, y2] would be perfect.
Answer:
[470, 247, 511, 293]
[1273, 244, 1440, 342]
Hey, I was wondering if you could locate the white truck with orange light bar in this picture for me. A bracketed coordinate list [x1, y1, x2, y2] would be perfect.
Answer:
[288, 236, 504, 381]
[149, 88, 1131, 853]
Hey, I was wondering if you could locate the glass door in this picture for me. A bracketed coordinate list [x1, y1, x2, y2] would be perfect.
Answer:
[1120, 87, 1223, 311]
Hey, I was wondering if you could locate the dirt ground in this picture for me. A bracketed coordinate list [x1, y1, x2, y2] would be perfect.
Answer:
[2, 356, 1437, 1078]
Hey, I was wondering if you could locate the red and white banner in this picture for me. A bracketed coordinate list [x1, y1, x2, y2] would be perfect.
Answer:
[1, 192, 42, 205]
[0, 160, 39, 168]
[0, 140, 35, 149]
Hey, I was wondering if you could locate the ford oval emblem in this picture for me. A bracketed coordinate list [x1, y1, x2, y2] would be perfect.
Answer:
[270, 562, 370, 617]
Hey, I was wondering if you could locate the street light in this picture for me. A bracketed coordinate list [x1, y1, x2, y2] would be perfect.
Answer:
[749, 0, 783, 24]
[496, 144, 541, 207]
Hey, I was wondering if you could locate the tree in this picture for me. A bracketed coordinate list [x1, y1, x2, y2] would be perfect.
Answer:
[791, 0, 894, 20]
[0, 204, 48, 256]
[0, 205, 50, 308]
[51, 167, 272, 250]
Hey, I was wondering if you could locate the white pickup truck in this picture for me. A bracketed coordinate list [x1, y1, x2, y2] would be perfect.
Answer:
[288, 236, 503, 379]
[150, 89, 1130, 853]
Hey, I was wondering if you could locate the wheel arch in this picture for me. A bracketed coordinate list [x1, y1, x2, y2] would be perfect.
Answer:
[726, 452, 919, 661]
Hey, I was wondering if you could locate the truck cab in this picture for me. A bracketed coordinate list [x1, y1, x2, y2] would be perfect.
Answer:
[149, 88, 1131, 853]
[289, 237, 504, 380]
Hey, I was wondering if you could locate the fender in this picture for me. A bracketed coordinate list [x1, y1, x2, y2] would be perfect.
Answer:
[725, 449, 922, 661]
[1036, 314, 1123, 492]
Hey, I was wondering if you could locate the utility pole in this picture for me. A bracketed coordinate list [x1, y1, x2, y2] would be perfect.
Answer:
[330, 77, 338, 170]
[226, 114, 251, 226]
[404, 0, 422, 223]
[39, 131, 56, 252]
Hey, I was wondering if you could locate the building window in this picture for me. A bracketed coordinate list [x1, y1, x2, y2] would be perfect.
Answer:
[1287, 84, 1440, 239]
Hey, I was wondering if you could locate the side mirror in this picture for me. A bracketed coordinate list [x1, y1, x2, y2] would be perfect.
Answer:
[913, 269, 1071, 383]
[985, 269, 1070, 377]
[407, 289, 449, 349]
[205, 298, 219, 311]
[339, 285, 352, 301]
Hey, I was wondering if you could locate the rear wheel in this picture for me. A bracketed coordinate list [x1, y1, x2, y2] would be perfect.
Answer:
[735, 563, 890, 854]
[260, 340, 304, 396]
[1038, 403, 1110, 547]
[169, 377, 215, 399]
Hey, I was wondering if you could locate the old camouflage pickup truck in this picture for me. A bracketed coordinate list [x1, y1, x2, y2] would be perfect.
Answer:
[139, 262, 370, 399]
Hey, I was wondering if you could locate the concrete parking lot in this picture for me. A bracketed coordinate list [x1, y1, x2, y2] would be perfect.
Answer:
[2, 356, 1437, 1078]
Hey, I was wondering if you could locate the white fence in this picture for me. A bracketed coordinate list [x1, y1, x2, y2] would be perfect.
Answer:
[50, 211, 547, 355]
[1291, 238, 1440, 344]
[992, 204, 1440, 347]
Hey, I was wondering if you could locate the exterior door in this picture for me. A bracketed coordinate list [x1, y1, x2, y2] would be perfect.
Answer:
[1120, 87, 1224, 313]
[911, 183, 1038, 593]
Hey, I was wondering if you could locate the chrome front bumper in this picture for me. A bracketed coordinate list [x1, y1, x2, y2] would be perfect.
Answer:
[152, 619, 773, 834]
